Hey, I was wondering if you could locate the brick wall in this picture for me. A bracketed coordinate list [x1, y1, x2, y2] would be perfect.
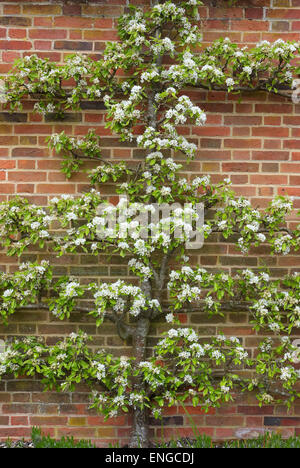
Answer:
[0, 0, 299, 446]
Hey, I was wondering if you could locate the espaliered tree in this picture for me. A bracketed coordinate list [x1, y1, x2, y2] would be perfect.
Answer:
[0, 0, 300, 448]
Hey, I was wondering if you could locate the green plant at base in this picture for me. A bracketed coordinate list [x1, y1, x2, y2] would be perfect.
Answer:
[30, 427, 96, 449]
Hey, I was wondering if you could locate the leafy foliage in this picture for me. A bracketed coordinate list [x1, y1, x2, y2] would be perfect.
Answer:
[30, 427, 96, 449]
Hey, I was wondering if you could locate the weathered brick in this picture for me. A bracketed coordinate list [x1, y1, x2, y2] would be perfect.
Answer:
[2, 404, 39, 414]
[206, 416, 245, 427]
[68, 417, 87, 426]
[239, 406, 274, 415]
[12, 148, 47, 158]
[0, 17, 31, 27]
[54, 40, 93, 51]
[30, 416, 68, 426]
[82, 5, 123, 17]
[22, 5, 62, 15]
[264, 417, 282, 426]
[222, 162, 259, 172]
[0, 427, 32, 438]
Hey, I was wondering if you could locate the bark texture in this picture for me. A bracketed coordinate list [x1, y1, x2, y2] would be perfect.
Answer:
[129, 317, 151, 447]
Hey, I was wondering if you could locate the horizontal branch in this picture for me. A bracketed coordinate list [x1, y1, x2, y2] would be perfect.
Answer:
[190, 81, 293, 100]
[16, 303, 135, 337]
[161, 301, 252, 314]
[212, 227, 293, 235]
[17, 303, 91, 314]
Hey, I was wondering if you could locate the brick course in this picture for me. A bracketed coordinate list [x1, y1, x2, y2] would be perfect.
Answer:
[0, 0, 299, 446]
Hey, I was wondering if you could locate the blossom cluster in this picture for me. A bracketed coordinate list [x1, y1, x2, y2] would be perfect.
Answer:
[0, 197, 54, 256]
[164, 94, 207, 127]
[136, 124, 197, 158]
[48, 129, 103, 178]
[105, 85, 144, 140]
[239, 271, 300, 335]
[49, 278, 85, 321]
[167, 266, 235, 315]
[0, 261, 52, 324]
[89, 280, 161, 324]
[208, 192, 299, 256]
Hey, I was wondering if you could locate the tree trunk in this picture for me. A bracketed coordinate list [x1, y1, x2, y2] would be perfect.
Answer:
[129, 1, 160, 444]
[129, 316, 150, 448]
[129, 406, 149, 448]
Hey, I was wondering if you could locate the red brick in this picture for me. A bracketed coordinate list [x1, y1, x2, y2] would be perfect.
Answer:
[22, 5, 62, 15]
[0, 428, 31, 438]
[177, 406, 216, 416]
[87, 415, 127, 426]
[250, 175, 288, 184]
[245, 8, 264, 19]
[3, 6, 21, 15]
[12, 148, 47, 158]
[284, 139, 300, 149]
[281, 163, 300, 172]
[56, 427, 97, 438]
[238, 406, 274, 415]
[33, 17, 53, 28]
[193, 126, 230, 136]
[36, 184, 76, 194]
[255, 103, 293, 113]
[222, 163, 259, 172]
[264, 139, 282, 150]
[208, 7, 244, 18]
[224, 139, 262, 149]
[94, 19, 115, 29]
[267, 8, 300, 19]
[252, 127, 289, 137]
[2, 404, 39, 414]
[0, 184, 15, 194]
[231, 20, 269, 31]
[84, 30, 119, 41]
[224, 116, 262, 125]
[206, 416, 244, 426]
[54, 17, 93, 29]
[17, 184, 34, 193]
[252, 151, 290, 160]
[11, 416, 28, 425]
[14, 125, 52, 135]
[2, 51, 21, 62]
[8, 29, 27, 39]
[29, 29, 67, 39]
[0, 160, 15, 169]
[12, 171, 46, 183]
[82, 5, 123, 17]
[30, 416, 68, 426]
[279, 187, 300, 197]
[0, 40, 32, 50]
[54, 40, 93, 51]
